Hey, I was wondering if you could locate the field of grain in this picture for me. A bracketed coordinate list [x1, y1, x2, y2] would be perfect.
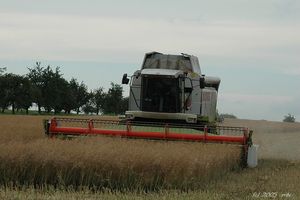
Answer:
[0, 115, 242, 190]
[1, 159, 299, 200]
[0, 115, 299, 199]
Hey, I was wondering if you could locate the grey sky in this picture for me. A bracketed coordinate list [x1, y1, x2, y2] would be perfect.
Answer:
[0, 0, 299, 121]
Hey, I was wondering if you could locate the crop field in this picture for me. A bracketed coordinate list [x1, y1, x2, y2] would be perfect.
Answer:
[0, 115, 300, 199]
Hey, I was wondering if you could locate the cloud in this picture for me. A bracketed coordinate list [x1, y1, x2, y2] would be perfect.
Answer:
[281, 67, 300, 76]
[1, 0, 300, 22]
[0, 9, 299, 121]
[0, 12, 299, 64]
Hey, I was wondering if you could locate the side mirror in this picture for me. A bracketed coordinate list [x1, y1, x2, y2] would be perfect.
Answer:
[200, 77, 205, 89]
[122, 74, 130, 84]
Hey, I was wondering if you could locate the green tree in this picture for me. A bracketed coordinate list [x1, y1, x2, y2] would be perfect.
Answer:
[15, 77, 32, 114]
[52, 77, 69, 114]
[41, 66, 68, 114]
[61, 82, 76, 114]
[27, 62, 44, 114]
[69, 78, 90, 114]
[2, 74, 31, 114]
[119, 96, 129, 114]
[216, 110, 224, 123]
[0, 75, 10, 113]
[28, 63, 90, 114]
[34, 66, 68, 113]
[91, 87, 106, 115]
[102, 83, 124, 115]
[283, 114, 296, 123]
[219, 113, 237, 119]
[82, 102, 96, 115]
[0, 67, 6, 75]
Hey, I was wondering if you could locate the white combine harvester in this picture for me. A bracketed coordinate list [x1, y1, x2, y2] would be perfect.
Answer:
[44, 52, 257, 168]
[122, 52, 220, 126]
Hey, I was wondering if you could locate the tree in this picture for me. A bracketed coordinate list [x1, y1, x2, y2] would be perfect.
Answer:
[27, 62, 44, 114]
[82, 102, 96, 115]
[0, 68, 7, 112]
[91, 87, 105, 115]
[216, 110, 224, 123]
[15, 77, 32, 114]
[27, 63, 91, 114]
[69, 78, 90, 114]
[283, 114, 296, 123]
[51, 77, 69, 114]
[61, 82, 76, 114]
[219, 113, 237, 119]
[0, 67, 6, 75]
[102, 83, 123, 115]
[1, 74, 31, 114]
[0, 75, 10, 113]
[119, 97, 129, 114]
[28, 65, 67, 114]
[41, 66, 68, 114]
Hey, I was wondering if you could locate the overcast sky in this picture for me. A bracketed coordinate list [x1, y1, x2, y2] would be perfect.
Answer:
[0, 0, 299, 121]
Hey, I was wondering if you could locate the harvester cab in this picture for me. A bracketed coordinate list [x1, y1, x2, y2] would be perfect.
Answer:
[122, 52, 220, 125]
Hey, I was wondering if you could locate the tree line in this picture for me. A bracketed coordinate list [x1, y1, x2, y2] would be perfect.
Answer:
[0, 63, 128, 115]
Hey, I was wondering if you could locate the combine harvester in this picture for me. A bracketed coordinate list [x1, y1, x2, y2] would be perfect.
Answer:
[44, 52, 257, 167]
